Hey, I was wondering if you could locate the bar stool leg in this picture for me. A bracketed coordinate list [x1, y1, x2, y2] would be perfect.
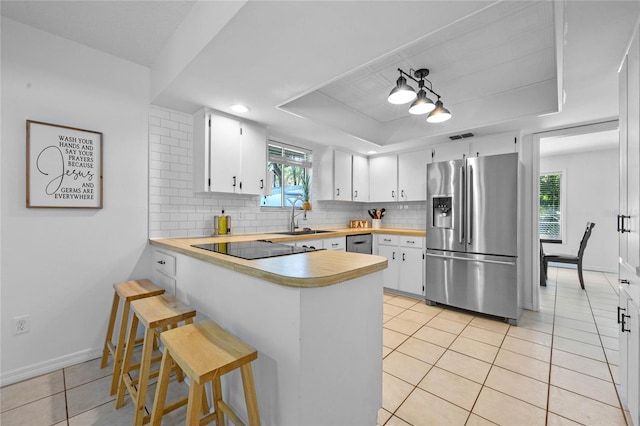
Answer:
[101, 293, 120, 369]
[240, 364, 261, 426]
[115, 314, 139, 409]
[132, 326, 156, 426]
[110, 300, 132, 395]
[213, 377, 224, 425]
[185, 381, 204, 426]
[150, 348, 172, 426]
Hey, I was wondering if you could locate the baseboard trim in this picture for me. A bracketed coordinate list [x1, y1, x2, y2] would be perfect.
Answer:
[547, 263, 617, 274]
[1, 347, 103, 387]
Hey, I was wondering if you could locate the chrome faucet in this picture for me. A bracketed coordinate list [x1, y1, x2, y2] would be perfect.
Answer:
[288, 196, 306, 232]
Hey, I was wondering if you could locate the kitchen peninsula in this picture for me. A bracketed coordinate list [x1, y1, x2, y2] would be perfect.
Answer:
[150, 230, 389, 425]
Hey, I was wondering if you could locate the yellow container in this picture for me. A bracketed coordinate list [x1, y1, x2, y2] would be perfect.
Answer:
[218, 215, 227, 235]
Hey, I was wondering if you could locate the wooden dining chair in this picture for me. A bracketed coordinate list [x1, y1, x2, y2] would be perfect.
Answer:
[542, 222, 595, 289]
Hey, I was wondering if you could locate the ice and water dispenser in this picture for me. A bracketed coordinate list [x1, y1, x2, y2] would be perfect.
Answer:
[432, 196, 452, 228]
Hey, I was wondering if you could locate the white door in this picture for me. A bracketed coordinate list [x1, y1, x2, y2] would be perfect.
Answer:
[334, 150, 352, 201]
[352, 154, 369, 202]
[210, 114, 241, 193]
[239, 122, 267, 195]
[369, 155, 398, 202]
[398, 149, 429, 201]
[398, 247, 424, 296]
[377, 244, 399, 290]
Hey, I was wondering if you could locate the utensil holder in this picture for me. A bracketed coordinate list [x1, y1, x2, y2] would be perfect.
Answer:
[372, 219, 381, 229]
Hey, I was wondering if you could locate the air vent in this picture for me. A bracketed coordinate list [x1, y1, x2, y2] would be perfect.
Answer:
[449, 132, 474, 140]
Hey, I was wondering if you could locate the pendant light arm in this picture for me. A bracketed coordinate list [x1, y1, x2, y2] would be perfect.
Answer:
[397, 68, 441, 100]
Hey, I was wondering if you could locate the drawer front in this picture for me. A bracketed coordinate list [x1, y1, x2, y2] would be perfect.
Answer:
[377, 234, 399, 246]
[153, 270, 176, 296]
[323, 236, 345, 251]
[153, 250, 176, 277]
[400, 237, 424, 249]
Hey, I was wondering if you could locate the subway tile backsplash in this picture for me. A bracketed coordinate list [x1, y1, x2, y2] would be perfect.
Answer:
[148, 105, 426, 238]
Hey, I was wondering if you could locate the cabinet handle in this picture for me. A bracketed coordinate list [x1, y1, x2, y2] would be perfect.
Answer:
[618, 214, 630, 233]
[402, 253, 406, 261]
[406, 240, 415, 245]
[331, 243, 339, 247]
[336, 188, 340, 197]
[157, 260, 166, 265]
[620, 279, 630, 285]
[401, 190, 405, 198]
[384, 238, 392, 242]
[354, 190, 358, 198]
[232, 176, 237, 187]
[392, 252, 395, 260]
[618, 306, 626, 324]
[622, 313, 631, 333]
[391, 190, 395, 199]
[239, 181, 243, 190]
[260, 179, 264, 189]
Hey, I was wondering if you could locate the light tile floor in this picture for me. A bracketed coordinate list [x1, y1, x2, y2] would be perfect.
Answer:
[0, 267, 629, 425]
[380, 267, 629, 426]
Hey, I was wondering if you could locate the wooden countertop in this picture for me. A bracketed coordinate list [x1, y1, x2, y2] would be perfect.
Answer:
[150, 227, 424, 288]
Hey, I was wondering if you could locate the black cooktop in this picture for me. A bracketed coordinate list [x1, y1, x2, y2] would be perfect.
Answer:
[191, 240, 322, 260]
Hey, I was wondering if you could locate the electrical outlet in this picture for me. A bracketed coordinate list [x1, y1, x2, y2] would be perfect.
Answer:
[13, 315, 30, 335]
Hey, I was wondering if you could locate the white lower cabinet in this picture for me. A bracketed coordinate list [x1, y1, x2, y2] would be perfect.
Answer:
[376, 234, 425, 297]
[292, 236, 346, 252]
[152, 249, 176, 296]
[619, 273, 640, 426]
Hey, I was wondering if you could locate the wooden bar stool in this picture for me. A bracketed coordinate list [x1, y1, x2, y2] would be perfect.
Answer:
[115, 294, 197, 426]
[150, 320, 260, 426]
[101, 279, 165, 395]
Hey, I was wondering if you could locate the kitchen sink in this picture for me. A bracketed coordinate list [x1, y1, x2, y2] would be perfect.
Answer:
[271, 229, 335, 236]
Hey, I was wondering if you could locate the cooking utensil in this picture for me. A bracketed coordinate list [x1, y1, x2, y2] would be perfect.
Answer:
[368, 209, 376, 219]
[380, 208, 386, 217]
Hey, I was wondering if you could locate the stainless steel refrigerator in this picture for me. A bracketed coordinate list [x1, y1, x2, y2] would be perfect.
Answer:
[425, 152, 521, 324]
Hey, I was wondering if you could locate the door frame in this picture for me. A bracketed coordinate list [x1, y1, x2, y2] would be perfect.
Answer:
[529, 120, 618, 311]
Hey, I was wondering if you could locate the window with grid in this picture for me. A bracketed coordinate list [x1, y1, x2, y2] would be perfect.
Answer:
[539, 172, 562, 242]
[262, 142, 312, 208]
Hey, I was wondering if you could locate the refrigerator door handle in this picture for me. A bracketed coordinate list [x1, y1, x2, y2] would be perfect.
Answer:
[458, 166, 465, 244]
[425, 252, 516, 266]
[467, 165, 473, 245]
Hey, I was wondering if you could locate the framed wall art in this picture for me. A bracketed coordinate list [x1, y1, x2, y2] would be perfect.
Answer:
[26, 120, 103, 209]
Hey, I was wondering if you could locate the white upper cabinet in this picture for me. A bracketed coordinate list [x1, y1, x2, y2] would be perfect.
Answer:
[398, 149, 430, 202]
[334, 149, 352, 201]
[369, 155, 398, 202]
[428, 132, 519, 164]
[317, 147, 369, 201]
[193, 108, 266, 195]
[352, 154, 369, 202]
[239, 121, 267, 195]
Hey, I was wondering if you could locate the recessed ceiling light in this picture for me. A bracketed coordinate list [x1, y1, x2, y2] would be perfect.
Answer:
[231, 104, 250, 113]
[367, 150, 378, 154]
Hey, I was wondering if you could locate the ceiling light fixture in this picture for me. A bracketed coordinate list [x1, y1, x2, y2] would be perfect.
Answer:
[387, 68, 451, 123]
[231, 104, 250, 113]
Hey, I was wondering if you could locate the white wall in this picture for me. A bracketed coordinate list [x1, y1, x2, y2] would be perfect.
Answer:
[540, 148, 618, 272]
[1, 18, 151, 385]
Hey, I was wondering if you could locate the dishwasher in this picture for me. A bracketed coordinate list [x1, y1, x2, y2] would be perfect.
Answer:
[346, 233, 372, 254]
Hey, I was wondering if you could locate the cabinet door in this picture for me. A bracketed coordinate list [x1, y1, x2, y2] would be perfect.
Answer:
[377, 244, 399, 290]
[239, 122, 267, 195]
[398, 247, 425, 296]
[210, 114, 241, 193]
[323, 236, 345, 251]
[352, 154, 369, 202]
[398, 149, 429, 201]
[192, 109, 210, 192]
[620, 54, 629, 263]
[429, 140, 469, 163]
[627, 30, 640, 269]
[468, 133, 518, 157]
[369, 155, 398, 202]
[334, 150, 352, 201]
[627, 299, 639, 426]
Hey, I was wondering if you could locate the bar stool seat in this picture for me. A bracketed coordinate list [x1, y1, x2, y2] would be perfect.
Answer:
[101, 279, 165, 395]
[116, 294, 197, 426]
[150, 320, 260, 426]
